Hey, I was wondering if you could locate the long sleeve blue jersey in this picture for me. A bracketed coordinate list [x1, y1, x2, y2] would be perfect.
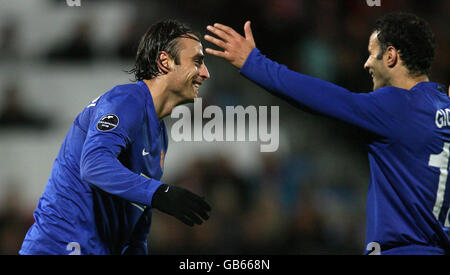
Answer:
[240, 48, 450, 255]
[20, 81, 167, 255]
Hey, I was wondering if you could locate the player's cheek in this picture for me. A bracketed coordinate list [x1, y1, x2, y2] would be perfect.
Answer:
[188, 68, 198, 83]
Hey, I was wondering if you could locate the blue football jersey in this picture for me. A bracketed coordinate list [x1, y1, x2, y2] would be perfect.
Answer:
[20, 81, 167, 255]
[240, 48, 450, 254]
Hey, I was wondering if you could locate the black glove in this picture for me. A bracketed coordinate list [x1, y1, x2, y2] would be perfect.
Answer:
[151, 184, 211, 226]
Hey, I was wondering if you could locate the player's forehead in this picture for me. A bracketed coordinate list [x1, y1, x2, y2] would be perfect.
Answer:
[368, 31, 380, 52]
[178, 36, 204, 58]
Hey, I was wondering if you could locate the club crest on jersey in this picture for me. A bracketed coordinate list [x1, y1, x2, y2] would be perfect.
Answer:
[160, 150, 165, 168]
[96, 114, 119, 132]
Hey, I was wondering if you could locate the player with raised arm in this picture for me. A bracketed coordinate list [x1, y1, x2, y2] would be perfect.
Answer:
[204, 12, 450, 255]
[20, 20, 211, 255]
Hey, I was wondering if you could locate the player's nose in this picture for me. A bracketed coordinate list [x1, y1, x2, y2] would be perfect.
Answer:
[364, 59, 370, 71]
[199, 64, 210, 80]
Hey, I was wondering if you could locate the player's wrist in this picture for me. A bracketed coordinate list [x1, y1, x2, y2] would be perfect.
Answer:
[239, 48, 260, 74]
[151, 183, 170, 208]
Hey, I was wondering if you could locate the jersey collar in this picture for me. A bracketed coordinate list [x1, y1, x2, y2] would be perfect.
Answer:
[136, 80, 162, 132]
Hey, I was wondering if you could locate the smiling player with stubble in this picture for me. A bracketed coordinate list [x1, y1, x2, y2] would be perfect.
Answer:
[20, 20, 211, 255]
[205, 12, 450, 255]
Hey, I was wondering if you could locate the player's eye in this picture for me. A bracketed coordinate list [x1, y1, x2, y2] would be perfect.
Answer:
[193, 55, 204, 67]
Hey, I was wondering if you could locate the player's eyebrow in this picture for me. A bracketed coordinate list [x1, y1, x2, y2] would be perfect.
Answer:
[192, 53, 204, 63]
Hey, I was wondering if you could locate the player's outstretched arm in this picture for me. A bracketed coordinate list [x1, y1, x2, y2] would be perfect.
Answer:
[205, 22, 405, 139]
[204, 21, 255, 69]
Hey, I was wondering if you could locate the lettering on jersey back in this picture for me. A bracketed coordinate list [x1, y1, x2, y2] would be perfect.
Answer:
[435, 109, 450, 128]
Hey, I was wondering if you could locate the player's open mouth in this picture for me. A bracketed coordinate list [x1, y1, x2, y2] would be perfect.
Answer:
[193, 80, 202, 91]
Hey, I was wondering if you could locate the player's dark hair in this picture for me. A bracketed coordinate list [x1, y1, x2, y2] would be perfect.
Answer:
[373, 12, 436, 77]
[128, 20, 200, 81]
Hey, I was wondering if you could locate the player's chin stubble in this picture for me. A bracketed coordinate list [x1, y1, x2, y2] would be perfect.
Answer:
[373, 76, 391, 91]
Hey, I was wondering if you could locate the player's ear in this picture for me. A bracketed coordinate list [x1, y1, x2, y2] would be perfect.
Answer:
[385, 46, 398, 68]
[157, 51, 172, 74]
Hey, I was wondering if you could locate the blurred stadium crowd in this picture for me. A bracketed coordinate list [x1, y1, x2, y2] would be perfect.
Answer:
[0, 0, 448, 254]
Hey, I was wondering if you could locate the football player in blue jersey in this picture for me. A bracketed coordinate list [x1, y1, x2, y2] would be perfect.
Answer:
[20, 20, 211, 255]
[205, 12, 450, 254]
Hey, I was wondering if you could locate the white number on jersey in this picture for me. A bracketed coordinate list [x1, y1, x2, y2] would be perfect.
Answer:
[428, 143, 450, 227]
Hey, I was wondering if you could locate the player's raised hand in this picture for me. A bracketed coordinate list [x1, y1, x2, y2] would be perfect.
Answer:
[204, 21, 256, 69]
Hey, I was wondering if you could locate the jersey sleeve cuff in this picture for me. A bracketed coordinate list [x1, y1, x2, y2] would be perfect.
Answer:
[146, 179, 165, 207]
[239, 48, 261, 77]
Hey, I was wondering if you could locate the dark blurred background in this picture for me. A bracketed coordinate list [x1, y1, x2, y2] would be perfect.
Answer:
[0, 0, 448, 255]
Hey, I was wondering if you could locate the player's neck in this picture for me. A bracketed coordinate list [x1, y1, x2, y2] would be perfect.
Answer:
[391, 73, 430, 90]
[143, 79, 178, 121]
